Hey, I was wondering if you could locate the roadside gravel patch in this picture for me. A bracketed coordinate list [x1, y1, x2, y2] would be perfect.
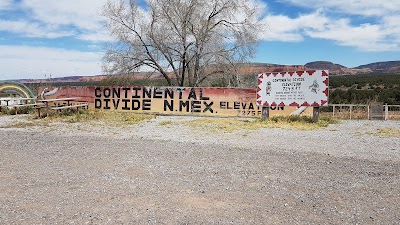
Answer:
[1, 115, 399, 161]
[0, 115, 399, 224]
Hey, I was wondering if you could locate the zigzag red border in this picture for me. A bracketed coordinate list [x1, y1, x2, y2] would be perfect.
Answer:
[257, 100, 325, 107]
[256, 70, 329, 107]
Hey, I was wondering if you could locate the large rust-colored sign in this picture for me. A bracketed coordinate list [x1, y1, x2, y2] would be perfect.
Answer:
[38, 86, 312, 117]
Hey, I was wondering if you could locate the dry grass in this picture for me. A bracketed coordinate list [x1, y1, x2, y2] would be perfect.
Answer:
[375, 128, 400, 137]
[359, 128, 400, 137]
[43, 110, 156, 125]
[183, 116, 340, 133]
[322, 111, 400, 120]
[387, 112, 400, 120]
[159, 120, 173, 126]
[0, 121, 39, 129]
[2, 110, 339, 132]
[0, 106, 34, 116]
[320, 112, 369, 120]
[1, 110, 156, 128]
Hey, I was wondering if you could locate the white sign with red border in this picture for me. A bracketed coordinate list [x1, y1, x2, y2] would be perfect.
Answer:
[257, 70, 329, 107]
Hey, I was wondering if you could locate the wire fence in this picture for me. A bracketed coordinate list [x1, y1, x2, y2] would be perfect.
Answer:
[321, 104, 400, 120]
[385, 105, 400, 120]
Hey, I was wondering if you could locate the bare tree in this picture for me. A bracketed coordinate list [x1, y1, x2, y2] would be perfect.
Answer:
[102, 0, 264, 87]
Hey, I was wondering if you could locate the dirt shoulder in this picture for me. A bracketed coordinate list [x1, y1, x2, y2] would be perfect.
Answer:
[0, 115, 399, 224]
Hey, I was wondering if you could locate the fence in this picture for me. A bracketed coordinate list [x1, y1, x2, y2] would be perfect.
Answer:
[321, 104, 400, 120]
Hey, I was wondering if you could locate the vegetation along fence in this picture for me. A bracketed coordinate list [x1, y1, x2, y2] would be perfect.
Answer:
[321, 104, 400, 120]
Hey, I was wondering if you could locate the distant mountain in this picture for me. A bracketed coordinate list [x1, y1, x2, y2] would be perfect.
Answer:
[305, 61, 346, 70]
[236, 63, 305, 75]
[356, 61, 400, 73]
[305, 61, 373, 75]
[14, 72, 164, 83]
[6, 60, 400, 83]
[237, 61, 398, 76]
[16, 76, 87, 83]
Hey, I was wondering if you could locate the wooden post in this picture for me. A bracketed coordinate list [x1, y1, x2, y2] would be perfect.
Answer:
[37, 108, 41, 118]
[312, 107, 320, 123]
[384, 104, 389, 120]
[262, 106, 270, 121]
[350, 105, 353, 119]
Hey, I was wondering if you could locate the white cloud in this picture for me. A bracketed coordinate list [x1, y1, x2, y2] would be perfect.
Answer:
[78, 29, 114, 42]
[260, 11, 328, 42]
[0, 0, 11, 10]
[382, 15, 400, 41]
[0, 0, 398, 79]
[280, 0, 400, 17]
[306, 19, 398, 51]
[261, 0, 400, 51]
[0, 20, 75, 38]
[0, 46, 102, 80]
[0, 0, 112, 42]
[21, 0, 108, 30]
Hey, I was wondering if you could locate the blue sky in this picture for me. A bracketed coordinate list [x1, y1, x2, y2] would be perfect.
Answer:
[0, 0, 399, 80]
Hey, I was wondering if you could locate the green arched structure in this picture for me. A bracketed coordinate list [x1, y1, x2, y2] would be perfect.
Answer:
[0, 82, 35, 98]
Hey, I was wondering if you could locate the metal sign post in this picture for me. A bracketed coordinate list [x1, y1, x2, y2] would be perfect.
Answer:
[312, 107, 320, 123]
[262, 106, 270, 121]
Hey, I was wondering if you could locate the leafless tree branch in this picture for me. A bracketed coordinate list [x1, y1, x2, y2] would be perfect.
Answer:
[102, 0, 264, 87]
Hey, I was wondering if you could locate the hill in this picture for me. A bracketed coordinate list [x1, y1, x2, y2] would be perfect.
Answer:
[305, 61, 346, 70]
[356, 61, 400, 73]
[6, 60, 400, 84]
[304, 61, 372, 75]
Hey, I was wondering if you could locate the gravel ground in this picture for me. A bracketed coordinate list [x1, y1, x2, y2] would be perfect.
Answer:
[0, 115, 399, 224]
